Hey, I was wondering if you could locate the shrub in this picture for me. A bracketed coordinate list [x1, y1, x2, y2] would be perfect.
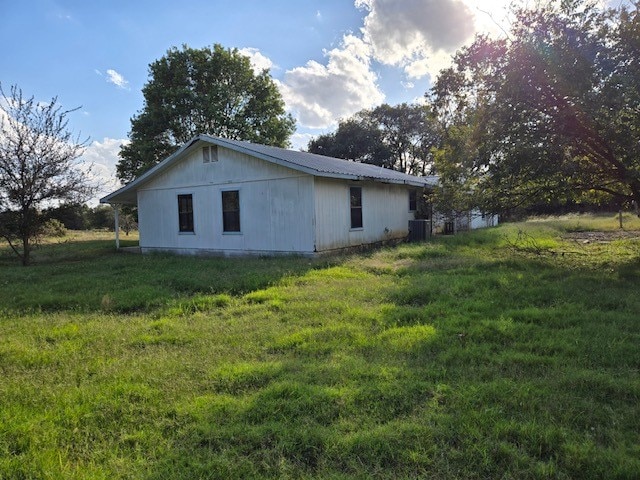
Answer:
[40, 218, 67, 237]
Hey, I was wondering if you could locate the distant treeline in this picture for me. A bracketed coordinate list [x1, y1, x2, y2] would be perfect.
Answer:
[43, 204, 132, 231]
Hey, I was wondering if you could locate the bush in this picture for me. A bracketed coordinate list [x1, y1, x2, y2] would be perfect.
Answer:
[41, 218, 67, 237]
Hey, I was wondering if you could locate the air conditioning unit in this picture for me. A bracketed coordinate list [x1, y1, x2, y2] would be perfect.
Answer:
[408, 219, 431, 242]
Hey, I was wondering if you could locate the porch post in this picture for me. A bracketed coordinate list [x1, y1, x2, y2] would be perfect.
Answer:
[114, 204, 120, 249]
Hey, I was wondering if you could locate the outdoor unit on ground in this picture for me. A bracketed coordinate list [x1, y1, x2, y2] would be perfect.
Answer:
[408, 219, 431, 242]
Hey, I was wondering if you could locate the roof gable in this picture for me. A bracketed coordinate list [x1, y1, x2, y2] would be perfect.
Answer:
[101, 134, 436, 204]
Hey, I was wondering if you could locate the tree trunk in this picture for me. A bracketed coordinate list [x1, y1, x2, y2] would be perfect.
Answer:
[632, 182, 640, 218]
[619, 210, 623, 229]
[21, 234, 30, 266]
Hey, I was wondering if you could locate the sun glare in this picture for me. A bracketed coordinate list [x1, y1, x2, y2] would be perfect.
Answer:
[463, 0, 511, 37]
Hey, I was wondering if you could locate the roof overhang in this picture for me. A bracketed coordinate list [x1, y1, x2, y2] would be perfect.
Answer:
[100, 137, 204, 205]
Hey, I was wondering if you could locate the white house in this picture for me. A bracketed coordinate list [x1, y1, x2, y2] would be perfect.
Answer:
[432, 209, 499, 234]
[100, 135, 437, 256]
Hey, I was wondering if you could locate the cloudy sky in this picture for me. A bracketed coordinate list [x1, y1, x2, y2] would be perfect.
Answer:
[1, 0, 625, 203]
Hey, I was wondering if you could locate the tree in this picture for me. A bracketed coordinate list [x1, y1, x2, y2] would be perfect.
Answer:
[44, 203, 91, 230]
[308, 115, 390, 167]
[0, 84, 94, 265]
[117, 44, 296, 182]
[308, 103, 440, 176]
[429, 124, 481, 223]
[430, 1, 640, 214]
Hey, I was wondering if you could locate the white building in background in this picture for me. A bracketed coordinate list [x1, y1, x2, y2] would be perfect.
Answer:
[101, 135, 437, 256]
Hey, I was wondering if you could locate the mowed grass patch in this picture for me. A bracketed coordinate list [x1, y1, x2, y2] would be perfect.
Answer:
[1, 216, 639, 478]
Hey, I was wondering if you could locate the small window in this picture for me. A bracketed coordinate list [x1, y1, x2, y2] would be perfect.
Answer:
[409, 190, 417, 211]
[350, 186, 363, 229]
[203, 145, 218, 163]
[178, 194, 194, 233]
[222, 190, 240, 232]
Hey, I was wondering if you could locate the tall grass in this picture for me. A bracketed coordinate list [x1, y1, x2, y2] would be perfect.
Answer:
[1, 216, 639, 479]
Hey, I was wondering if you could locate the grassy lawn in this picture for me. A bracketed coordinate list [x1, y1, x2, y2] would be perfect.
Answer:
[1, 214, 639, 479]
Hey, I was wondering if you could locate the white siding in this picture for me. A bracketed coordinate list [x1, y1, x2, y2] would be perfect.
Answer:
[137, 146, 315, 255]
[470, 210, 499, 229]
[314, 178, 411, 252]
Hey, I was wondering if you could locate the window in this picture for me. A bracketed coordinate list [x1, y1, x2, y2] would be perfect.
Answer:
[222, 190, 240, 232]
[202, 145, 218, 163]
[409, 190, 417, 211]
[178, 194, 194, 233]
[350, 186, 363, 229]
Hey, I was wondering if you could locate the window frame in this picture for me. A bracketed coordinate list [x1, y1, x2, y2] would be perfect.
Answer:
[177, 193, 195, 233]
[349, 186, 363, 230]
[221, 189, 241, 233]
[409, 190, 417, 212]
[202, 145, 218, 163]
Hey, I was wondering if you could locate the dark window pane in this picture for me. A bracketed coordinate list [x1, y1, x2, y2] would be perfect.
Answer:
[178, 194, 194, 232]
[409, 190, 417, 211]
[350, 187, 362, 229]
[351, 207, 363, 229]
[222, 190, 240, 232]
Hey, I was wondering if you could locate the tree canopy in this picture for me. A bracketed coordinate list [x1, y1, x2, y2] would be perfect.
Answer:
[308, 103, 439, 176]
[430, 0, 640, 213]
[117, 44, 296, 183]
[0, 84, 94, 265]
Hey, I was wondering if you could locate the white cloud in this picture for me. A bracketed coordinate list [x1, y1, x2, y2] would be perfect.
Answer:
[274, 0, 519, 130]
[105, 69, 129, 90]
[357, 0, 474, 58]
[355, 0, 475, 79]
[462, 0, 511, 38]
[238, 47, 275, 73]
[404, 49, 454, 79]
[79, 137, 128, 205]
[289, 132, 315, 151]
[280, 34, 384, 129]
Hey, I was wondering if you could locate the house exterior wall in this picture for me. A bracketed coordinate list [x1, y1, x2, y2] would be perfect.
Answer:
[432, 210, 499, 233]
[470, 211, 499, 229]
[137, 146, 316, 255]
[313, 177, 414, 252]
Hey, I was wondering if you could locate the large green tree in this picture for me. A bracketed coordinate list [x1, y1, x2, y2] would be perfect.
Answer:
[430, 0, 640, 213]
[308, 103, 439, 176]
[118, 44, 296, 182]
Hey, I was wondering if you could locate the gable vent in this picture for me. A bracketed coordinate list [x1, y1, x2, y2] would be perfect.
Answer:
[202, 145, 218, 163]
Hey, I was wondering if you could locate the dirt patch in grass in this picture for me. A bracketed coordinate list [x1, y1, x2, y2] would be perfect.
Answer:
[564, 230, 640, 243]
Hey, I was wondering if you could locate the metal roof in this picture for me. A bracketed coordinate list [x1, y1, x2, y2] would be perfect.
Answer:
[101, 134, 436, 204]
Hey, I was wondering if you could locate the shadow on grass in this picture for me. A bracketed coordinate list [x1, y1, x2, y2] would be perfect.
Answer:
[3, 224, 639, 478]
[143, 236, 640, 479]
[0, 237, 330, 314]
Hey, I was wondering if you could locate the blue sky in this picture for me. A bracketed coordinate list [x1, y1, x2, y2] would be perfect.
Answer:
[1, 0, 626, 202]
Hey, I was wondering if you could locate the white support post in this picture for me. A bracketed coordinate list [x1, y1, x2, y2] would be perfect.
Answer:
[114, 205, 120, 249]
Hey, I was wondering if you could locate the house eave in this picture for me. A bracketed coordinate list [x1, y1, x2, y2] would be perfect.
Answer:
[99, 134, 436, 203]
[99, 137, 203, 205]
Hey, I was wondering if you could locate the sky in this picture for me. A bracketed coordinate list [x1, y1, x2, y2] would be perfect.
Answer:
[0, 0, 626, 204]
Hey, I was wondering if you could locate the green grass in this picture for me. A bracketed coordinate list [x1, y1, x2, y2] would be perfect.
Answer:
[1, 215, 639, 479]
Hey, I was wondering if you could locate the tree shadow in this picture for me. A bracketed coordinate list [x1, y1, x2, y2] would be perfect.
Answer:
[141, 240, 640, 478]
[0, 237, 333, 314]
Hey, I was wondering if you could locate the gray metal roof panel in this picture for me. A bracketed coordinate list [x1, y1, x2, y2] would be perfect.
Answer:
[100, 134, 436, 204]
[204, 135, 436, 187]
